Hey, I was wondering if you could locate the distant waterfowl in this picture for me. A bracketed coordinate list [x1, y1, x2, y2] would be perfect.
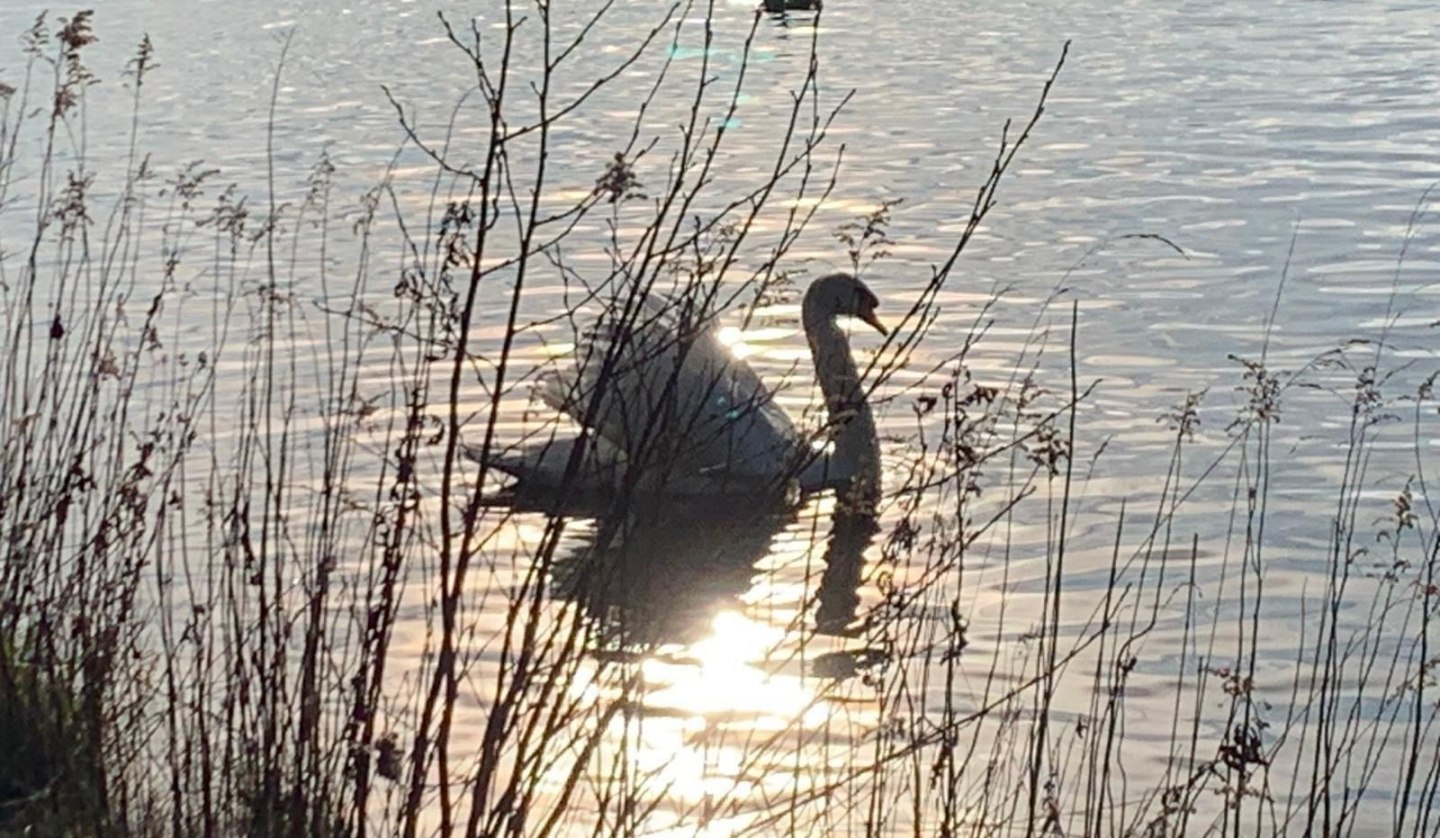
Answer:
[474, 273, 886, 502]
[762, 0, 824, 12]
[766, 0, 823, 11]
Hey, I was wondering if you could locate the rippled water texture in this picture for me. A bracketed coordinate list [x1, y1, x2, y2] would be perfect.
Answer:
[3, 0, 1438, 834]
[16, 0, 1434, 411]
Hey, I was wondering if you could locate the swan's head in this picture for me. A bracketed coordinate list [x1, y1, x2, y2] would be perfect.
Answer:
[804, 273, 888, 336]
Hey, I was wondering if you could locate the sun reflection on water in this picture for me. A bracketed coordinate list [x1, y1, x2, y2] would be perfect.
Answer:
[575, 607, 851, 832]
[644, 610, 816, 724]
[533, 491, 884, 832]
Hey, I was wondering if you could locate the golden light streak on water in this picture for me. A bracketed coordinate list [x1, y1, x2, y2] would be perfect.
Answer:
[644, 610, 816, 725]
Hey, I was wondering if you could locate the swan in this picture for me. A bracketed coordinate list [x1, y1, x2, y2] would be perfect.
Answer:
[473, 272, 886, 503]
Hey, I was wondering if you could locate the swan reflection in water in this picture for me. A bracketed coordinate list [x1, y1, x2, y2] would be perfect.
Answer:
[548, 495, 878, 651]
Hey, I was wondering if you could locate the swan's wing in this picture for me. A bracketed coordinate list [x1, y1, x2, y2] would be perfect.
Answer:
[548, 297, 800, 485]
[671, 314, 800, 476]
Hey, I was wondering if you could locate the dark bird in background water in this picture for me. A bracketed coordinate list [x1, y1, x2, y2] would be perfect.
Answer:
[762, 0, 824, 12]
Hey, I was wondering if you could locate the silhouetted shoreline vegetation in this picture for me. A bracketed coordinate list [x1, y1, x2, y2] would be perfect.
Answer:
[1, 5, 1436, 836]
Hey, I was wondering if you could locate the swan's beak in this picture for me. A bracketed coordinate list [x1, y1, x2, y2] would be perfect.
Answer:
[858, 305, 888, 337]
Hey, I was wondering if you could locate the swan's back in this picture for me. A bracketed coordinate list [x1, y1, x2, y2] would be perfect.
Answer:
[508, 295, 801, 495]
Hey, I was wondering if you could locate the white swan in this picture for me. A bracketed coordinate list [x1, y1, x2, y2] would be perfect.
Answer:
[474, 273, 886, 501]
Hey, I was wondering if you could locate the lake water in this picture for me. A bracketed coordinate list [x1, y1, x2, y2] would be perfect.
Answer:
[2, 0, 1438, 834]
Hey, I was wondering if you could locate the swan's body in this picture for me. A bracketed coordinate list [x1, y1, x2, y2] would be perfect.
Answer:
[475, 273, 885, 504]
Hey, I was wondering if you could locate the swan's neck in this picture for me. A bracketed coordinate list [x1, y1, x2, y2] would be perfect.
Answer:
[803, 311, 879, 498]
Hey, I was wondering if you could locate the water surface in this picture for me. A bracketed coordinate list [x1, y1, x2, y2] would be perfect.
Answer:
[3, 0, 1437, 833]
